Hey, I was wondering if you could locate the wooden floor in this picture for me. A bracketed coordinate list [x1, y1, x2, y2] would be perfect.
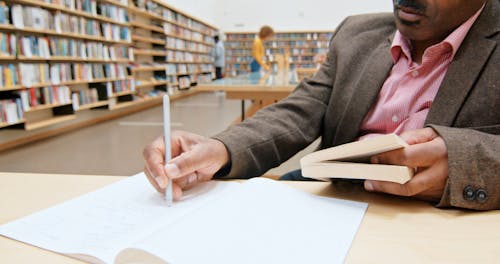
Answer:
[0, 92, 316, 176]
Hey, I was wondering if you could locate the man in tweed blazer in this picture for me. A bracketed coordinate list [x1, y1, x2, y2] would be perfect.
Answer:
[143, 0, 499, 210]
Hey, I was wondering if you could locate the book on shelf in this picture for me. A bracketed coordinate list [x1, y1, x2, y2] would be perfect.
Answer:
[11, 5, 130, 42]
[19, 36, 51, 58]
[0, 1, 9, 25]
[97, 3, 128, 23]
[178, 75, 191, 89]
[71, 88, 100, 111]
[0, 97, 23, 124]
[13, 86, 71, 110]
[0, 64, 19, 88]
[0, 32, 16, 57]
[300, 134, 414, 184]
[19, 63, 50, 87]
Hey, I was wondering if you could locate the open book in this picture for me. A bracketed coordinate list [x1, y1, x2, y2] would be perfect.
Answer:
[301, 134, 414, 184]
[0, 173, 367, 264]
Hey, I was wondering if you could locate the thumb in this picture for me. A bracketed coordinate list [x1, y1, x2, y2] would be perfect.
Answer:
[399, 127, 438, 145]
[165, 146, 213, 179]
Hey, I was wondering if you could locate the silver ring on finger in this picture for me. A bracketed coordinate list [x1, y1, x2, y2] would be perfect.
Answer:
[187, 173, 199, 185]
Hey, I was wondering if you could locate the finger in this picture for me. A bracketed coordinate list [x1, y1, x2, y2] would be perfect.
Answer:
[373, 137, 446, 167]
[143, 137, 168, 188]
[165, 146, 214, 179]
[174, 173, 200, 189]
[144, 165, 164, 194]
[365, 160, 448, 197]
[399, 127, 438, 145]
[170, 182, 184, 200]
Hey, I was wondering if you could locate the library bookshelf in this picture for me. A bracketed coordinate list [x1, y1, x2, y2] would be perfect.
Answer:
[129, 0, 217, 100]
[0, 0, 217, 132]
[224, 30, 333, 76]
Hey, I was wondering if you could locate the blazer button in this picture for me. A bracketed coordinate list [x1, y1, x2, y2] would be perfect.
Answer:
[463, 186, 476, 201]
[476, 189, 488, 203]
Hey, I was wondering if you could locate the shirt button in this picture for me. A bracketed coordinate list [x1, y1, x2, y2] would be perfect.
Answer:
[476, 189, 488, 203]
[392, 115, 399, 123]
[463, 186, 476, 201]
[411, 70, 419, 77]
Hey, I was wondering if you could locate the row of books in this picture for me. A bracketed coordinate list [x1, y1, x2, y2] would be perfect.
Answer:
[226, 56, 253, 63]
[152, 73, 177, 85]
[0, 1, 9, 25]
[194, 73, 213, 84]
[97, 3, 128, 23]
[0, 32, 15, 56]
[18, 36, 132, 60]
[164, 24, 196, 40]
[226, 41, 330, 49]
[164, 63, 213, 75]
[273, 33, 333, 41]
[11, 5, 130, 41]
[0, 64, 18, 87]
[106, 79, 133, 95]
[15, 86, 71, 110]
[45, 0, 128, 11]
[71, 88, 99, 109]
[225, 33, 333, 41]
[284, 48, 329, 55]
[0, 98, 22, 124]
[178, 75, 191, 89]
[165, 37, 211, 53]
[267, 40, 330, 49]
[0, 63, 128, 88]
[166, 50, 212, 63]
[132, 0, 215, 37]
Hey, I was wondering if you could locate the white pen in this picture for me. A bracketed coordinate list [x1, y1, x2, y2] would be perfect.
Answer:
[163, 95, 173, 207]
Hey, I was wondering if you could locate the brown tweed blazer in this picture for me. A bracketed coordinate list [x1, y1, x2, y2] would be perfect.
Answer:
[214, 0, 499, 210]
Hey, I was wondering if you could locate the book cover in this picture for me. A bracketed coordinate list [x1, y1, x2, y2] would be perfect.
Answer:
[301, 134, 414, 184]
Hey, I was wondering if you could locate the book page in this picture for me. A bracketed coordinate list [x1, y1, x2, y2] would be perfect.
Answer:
[117, 178, 367, 264]
[0, 173, 238, 264]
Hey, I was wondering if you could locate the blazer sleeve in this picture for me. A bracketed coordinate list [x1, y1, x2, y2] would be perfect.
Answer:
[212, 19, 350, 179]
[430, 125, 500, 210]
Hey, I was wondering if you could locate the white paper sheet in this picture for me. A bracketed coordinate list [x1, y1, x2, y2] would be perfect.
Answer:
[0, 175, 367, 264]
[125, 178, 367, 264]
[0, 173, 237, 263]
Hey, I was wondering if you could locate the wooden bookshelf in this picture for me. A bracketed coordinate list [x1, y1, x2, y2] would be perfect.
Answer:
[10, 26, 131, 45]
[135, 80, 170, 89]
[16, 56, 131, 63]
[129, 0, 217, 104]
[132, 66, 166, 72]
[9, 0, 130, 27]
[225, 31, 333, 76]
[132, 35, 166, 45]
[0, 119, 25, 129]
[133, 49, 167, 56]
[76, 100, 109, 111]
[24, 115, 76, 131]
[0, 0, 132, 130]
[0, 77, 133, 92]
[0, 0, 216, 132]
[25, 102, 73, 113]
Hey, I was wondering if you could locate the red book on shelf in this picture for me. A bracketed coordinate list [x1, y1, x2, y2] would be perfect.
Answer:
[29, 88, 37, 107]
[52, 86, 59, 104]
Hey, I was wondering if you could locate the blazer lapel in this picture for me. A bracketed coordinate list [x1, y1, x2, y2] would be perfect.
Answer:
[333, 39, 394, 146]
[426, 0, 499, 126]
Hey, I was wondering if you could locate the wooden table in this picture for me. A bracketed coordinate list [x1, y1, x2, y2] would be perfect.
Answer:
[196, 72, 297, 120]
[1, 172, 499, 263]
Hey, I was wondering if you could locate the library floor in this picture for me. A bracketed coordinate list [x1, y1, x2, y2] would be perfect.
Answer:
[0, 92, 316, 177]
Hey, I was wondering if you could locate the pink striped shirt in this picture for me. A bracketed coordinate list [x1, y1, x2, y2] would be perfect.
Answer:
[358, 6, 484, 140]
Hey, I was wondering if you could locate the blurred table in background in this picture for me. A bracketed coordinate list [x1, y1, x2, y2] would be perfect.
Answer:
[197, 71, 299, 120]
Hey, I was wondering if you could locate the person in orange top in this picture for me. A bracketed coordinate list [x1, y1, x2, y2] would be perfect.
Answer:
[250, 25, 274, 72]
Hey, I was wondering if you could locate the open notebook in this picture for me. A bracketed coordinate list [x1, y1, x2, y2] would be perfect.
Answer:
[0, 173, 367, 264]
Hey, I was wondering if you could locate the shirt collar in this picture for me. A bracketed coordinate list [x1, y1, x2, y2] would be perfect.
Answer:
[390, 4, 485, 63]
